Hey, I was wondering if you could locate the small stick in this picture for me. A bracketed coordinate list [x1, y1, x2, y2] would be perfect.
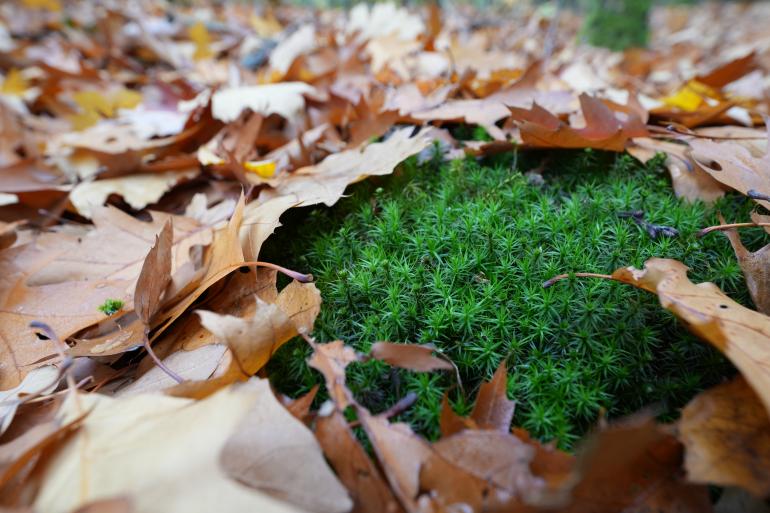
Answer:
[698, 222, 770, 237]
[543, 272, 613, 288]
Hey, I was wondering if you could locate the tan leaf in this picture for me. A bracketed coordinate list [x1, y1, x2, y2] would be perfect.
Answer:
[689, 126, 770, 210]
[166, 278, 320, 398]
[717, 214, 770, 315]
[116, 345, 228, 396]
[470, 360, 515, 432]
[369, 342, 453, 373]
[32, 380, 312, 513]
[211, 83, 317, 124]
[679, 376, 770, 497]
[220, 381, 351, 513]
[628, 137, 727, 203]
[134, 220, 172, 327]
[0, 366, 59, 435]
[258, 128, 430, 207]
[609, 258, 770, 414]
[431, 430, 540, 497]
[537, 415, 711, 512]
[315, 410, 403, 513]
[69, 171, 196, 219]
[307, 341, 360, 409]
[510, 94, 648, 152]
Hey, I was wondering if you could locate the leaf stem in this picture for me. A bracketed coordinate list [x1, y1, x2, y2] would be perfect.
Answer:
[542, 272, 613, 288]
[697, 222, 770, 237]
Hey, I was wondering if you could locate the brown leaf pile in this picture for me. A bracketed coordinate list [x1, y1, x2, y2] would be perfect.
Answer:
[3, 0, 770, 511]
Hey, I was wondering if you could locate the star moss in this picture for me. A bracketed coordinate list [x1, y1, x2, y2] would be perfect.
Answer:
[264, 147, 759, 447]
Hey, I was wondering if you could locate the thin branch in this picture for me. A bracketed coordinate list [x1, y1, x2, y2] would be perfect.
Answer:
[698, 221, 770, 237]
[543, 272, 613, 288]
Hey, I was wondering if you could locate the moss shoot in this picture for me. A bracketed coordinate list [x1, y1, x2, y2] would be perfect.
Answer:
[98, 298, 124, 315]
[264, 148, 759, 447]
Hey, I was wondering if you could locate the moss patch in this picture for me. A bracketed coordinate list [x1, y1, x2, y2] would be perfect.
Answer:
[264, 148, 759, 447]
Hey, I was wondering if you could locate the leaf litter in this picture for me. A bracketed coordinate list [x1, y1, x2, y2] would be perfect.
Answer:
[2, 0, 770, 511]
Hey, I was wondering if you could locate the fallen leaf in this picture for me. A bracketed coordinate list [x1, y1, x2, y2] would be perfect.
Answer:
[628, 137, 727, 203]
[0, 366, 59, 435]
[116, 345, 228, 396]
[545, 414, 711, 512]
[716, 214, 770, 315]
[307, 341, 360, 409]
[211, 83, 317, 124]
[368, 342, 453, 372]
[470, 360, 515, 432]
[689, 125, 770, 210]
[315, 410, 403, 513]
[167, 277, 320, 398]
[258, 127, 431, 207]
[31, 379, 317, 513]
[69, 171, 197, 219]
[510, 94, 648, 151]
[608, 258, 770, 415]
[220, 380, 352, 513]
[134, 220, 173, 327]
[679, 376, 770, 497]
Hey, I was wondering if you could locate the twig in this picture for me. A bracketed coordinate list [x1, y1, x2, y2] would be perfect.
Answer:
[698, 221, 770, 237]
[543, 272, 613, 288]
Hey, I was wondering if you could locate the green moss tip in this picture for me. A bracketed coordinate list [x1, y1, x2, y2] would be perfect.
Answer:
[98, 298, 124, 315]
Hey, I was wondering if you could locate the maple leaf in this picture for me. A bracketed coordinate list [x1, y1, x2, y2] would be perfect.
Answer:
[30, 379, 349, 513]
[679, 376, 770, 496]
[510, 94, 648, 151]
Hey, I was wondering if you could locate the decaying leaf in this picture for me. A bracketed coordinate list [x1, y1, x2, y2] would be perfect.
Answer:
[315, 410, 403, 513]
[368, 342, 453, 373]
[607, 258, 770, 415]
[470, 360, 516, 432]
[679, 376, 770, 497]
[716, 213, 770, 315]
[168, 277, 320, 398]
[258, 128, 431, 207]
[220, 381, 352, 513]
[510, 94, 648, 151]
[689, 125, 770, 210]
[31, 379, 334, 513]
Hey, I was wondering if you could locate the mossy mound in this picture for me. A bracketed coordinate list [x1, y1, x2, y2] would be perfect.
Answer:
[264, 148, 758, 446]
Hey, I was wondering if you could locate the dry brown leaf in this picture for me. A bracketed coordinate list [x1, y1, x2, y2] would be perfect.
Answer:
[167, 277, 320, 398]
[134, 220, 172, 327]
[70, 498, 133, 513]
[544, 415, 711, 513]
[283, 384, 318, 423]
[679, 376, 770, 497]
[258, 127, 430, 207]
[220, 380, 351, 513]
[31, 379, 319, 513]
[0, 241, 132, 389]
[431, 430, 540, 499]
[510, 94, 648, 151]
[315, 410, 403, 513]
[689, 126, 770, 210]
[628, 137, 727, 203]
[717, 214, 770, 315]
[470, 360, 515, 432]
[608, 258, 770, 414]
[69, 171, 197, 219]
[439, 394, 477, 437]
[307, 340, 360, 409]
[368, 342, 453, 373]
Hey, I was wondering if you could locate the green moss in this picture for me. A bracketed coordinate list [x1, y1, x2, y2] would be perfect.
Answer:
[98, 298, 124, 315]
[264, 148, 759, 447]
[581, 0, 651, 51]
